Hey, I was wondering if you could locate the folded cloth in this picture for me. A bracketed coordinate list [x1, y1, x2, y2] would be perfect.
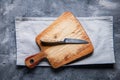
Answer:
[15, 16, 115, 66]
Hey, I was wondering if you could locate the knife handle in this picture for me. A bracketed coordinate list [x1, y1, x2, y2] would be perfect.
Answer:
[25, 52, 45, 69]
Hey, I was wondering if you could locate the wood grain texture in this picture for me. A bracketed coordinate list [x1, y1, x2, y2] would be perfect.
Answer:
[36, 12, 94, 68]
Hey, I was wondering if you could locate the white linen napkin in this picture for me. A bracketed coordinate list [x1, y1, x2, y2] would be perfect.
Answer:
[15, 16, 115, 66]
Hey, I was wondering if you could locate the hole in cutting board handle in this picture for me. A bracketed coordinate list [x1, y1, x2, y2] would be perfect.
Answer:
[30, 59, 34, 64]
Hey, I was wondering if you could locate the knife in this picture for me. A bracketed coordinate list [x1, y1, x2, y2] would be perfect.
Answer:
[41, 38, 89, 46]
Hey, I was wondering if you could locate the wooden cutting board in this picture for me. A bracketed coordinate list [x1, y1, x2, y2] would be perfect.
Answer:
[25, 12, 94, 68]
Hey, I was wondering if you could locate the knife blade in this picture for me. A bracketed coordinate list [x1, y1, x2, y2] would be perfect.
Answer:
[41, 38, 89, 46]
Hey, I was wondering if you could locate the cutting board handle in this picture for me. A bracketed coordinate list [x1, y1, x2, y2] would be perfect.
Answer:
[25, 52, 45, 68]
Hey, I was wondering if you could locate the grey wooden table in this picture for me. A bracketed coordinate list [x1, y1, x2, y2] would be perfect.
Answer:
[0, 0, 120, 80]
